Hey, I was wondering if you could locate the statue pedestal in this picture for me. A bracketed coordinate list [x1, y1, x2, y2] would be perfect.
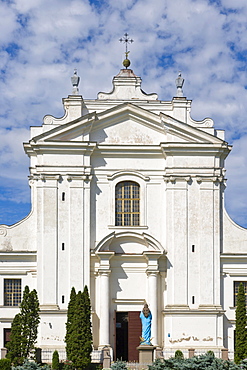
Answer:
[137, 345, 156, 365]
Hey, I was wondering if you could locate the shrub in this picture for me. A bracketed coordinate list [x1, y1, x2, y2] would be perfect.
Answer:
[111, 360, 127, 370]
[174, 350, 184, 359]
[241, 360, 247, 370]
[62, 360, 74, 370]
[0, 358, 11, 370]
[52, 351, 59, 370]
[148, 354, 247, 370]
[12, 359, 50, 370]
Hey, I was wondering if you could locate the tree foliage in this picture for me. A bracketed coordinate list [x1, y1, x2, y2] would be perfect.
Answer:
[6, 286, 40, 365]
[65, 286, 93, 369]
[235, 282, 247, 364]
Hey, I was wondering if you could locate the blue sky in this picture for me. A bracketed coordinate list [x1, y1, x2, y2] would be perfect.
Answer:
[0, 0, 247, 227]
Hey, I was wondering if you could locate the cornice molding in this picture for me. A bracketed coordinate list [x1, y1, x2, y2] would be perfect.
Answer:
[67, 174, 92, 182]
[164, 175, 191, 183]
[196, 175, 224, 183]
[29, 174, 61, 182]
[163, 304, 224, 314]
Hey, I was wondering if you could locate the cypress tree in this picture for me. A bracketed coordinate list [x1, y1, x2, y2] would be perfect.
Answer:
[20, 287, 40, 359]
[65, 287, 92, 369]
[6, 286, 40, 365]
[65, 287, 77, 360]
[235, 283, 247, 363]
[6, 314, 23, 365]
[82, 285, 93, 367]
[52, 350, 60, 370]
[71, 290, 85, 369]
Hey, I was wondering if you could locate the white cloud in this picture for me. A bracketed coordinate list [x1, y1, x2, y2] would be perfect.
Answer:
[0, 2, 19, 44]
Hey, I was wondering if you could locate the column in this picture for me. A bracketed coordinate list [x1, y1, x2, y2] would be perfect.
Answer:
[148, 271, 159, 346]
[96, 251, 115, 348]
[99, 271, 111, 346]
[144, 252, 161, 347]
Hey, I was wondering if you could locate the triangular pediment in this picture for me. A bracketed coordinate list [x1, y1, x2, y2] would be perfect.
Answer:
[31, 103, 224, 146]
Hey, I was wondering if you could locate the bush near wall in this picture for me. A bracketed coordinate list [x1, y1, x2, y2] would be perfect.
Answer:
[12, 359, 50, 370]
[0, 358, 11, 370]
[111, 361, 127, 370]
[174, 350, 184, 359]
[148, 354, 247, 370]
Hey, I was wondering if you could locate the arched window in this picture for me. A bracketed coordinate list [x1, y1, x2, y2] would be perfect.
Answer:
[115, 181, 140, 226]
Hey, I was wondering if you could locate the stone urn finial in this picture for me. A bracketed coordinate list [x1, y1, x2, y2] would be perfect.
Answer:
[71, 69, 80, 95]
[175, 72, 184, 97]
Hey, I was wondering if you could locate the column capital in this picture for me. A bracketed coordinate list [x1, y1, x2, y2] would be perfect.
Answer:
[96, 251, 115, 271]
[143, 251, 161, 274]
[146, 270, 159, 277]
[97, 269, 111, 277]
[143, 251, 162, 261]
[96, 251, 115, 260]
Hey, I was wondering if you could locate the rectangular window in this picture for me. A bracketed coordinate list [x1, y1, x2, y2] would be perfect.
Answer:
[115, 181, 140, 226]
[234, 281, 247, 306]
[4, 279, 22, 306]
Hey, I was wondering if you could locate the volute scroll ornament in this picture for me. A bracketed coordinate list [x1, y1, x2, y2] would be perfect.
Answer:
[0, 228, 7, 237]
[43, 115, 54, 125]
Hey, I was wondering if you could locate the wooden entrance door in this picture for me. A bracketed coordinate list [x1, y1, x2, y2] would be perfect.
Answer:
[115, 311, 141, 361]
[128, 311, 141, 361]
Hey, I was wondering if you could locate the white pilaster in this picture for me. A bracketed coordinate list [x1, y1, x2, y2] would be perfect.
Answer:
[37, 175, 59, 308]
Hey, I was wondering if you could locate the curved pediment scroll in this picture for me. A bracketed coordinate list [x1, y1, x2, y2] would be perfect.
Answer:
[93, 231, 165, 255]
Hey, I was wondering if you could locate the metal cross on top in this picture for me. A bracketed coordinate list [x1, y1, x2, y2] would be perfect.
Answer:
[119, 33, 134, 58]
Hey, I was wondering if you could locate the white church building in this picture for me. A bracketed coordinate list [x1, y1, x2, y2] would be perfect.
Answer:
[0, 59, 247, 362]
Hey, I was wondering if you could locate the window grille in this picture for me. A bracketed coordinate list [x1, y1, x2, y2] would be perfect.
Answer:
[234, 281, 247, 306]
[115, 181, 140, 226]
[4, 279, 22, 306]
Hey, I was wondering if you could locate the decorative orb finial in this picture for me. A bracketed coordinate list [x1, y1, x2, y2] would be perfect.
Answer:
[123, 51, 131, 68]
[119, 33, 134, 69]
[71, 69, 80, 95]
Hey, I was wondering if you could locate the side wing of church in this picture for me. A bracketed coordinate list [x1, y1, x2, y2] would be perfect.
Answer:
[0, 66, 247, 361]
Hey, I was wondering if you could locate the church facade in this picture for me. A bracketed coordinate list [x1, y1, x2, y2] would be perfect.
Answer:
[0, 65, 247, 361]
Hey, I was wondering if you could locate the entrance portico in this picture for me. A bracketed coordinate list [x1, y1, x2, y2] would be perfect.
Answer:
[91, 232, 165, 359]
